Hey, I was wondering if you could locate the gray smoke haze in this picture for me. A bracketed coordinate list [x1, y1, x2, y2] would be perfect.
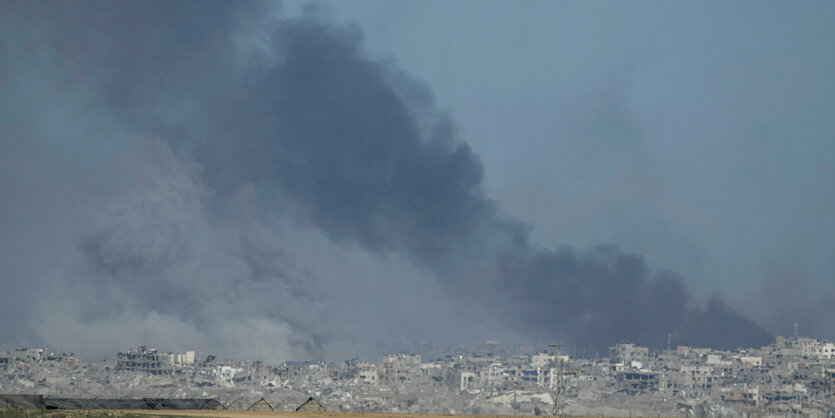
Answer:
[0, 1, 781, 360]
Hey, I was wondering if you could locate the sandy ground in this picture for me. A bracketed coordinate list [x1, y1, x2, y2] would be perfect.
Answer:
[122, 412, 503, 418]
[121, 412, 512, 418]
[120, 412, 631, 418]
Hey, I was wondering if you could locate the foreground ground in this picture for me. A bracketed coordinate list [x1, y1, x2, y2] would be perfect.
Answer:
[0, 410, 643, 418]
[125, 412, 594, 418]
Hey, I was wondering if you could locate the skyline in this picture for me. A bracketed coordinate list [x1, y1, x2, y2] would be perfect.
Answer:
[1, 1, 834, 362]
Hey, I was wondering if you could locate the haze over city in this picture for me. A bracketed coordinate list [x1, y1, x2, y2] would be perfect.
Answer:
[2, 0, 834, 364]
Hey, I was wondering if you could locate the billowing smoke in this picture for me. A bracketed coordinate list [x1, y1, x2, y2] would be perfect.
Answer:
[0, 1, 772, 360]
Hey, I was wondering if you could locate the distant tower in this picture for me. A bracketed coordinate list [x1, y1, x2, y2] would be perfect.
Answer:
[794, 323, 799, 338]
[549, 343, 577, 416]
[549, 343, 566, 416]
[667, 333, 672, 351]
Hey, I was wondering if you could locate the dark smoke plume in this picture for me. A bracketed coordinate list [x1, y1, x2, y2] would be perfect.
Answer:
[0, 1, 772, 358]
[200, 14, 772, 351]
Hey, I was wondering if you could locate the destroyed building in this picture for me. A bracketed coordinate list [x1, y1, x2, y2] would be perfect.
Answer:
[116, 346, 194, 375]
[3, 337, 835, 416]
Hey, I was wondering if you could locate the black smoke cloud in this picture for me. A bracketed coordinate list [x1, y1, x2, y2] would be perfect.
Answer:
[0, 1, 771, 358]
[202, 13, 772, 351]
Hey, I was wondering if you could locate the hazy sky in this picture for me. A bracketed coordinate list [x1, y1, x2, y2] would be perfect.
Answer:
[2, 1, 834, 361]
[285, 0, 835, 325]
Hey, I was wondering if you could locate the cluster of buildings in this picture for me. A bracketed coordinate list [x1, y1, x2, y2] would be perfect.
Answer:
[116, 346, 196, 374]
[2, 336, 835, 416]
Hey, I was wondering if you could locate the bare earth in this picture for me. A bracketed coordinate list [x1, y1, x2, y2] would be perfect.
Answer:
[121, 412, 627, 418]
[123, 412, 506, 418]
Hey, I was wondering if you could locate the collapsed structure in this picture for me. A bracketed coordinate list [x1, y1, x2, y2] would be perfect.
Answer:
[116, 346, 196, 375]
[2, 336, 835, 416]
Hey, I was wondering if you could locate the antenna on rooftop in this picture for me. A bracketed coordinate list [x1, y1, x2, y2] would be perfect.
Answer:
[794, 323, 799, 339]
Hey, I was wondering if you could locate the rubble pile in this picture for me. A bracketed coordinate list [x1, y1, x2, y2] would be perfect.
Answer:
[1, 336, 834, 416]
